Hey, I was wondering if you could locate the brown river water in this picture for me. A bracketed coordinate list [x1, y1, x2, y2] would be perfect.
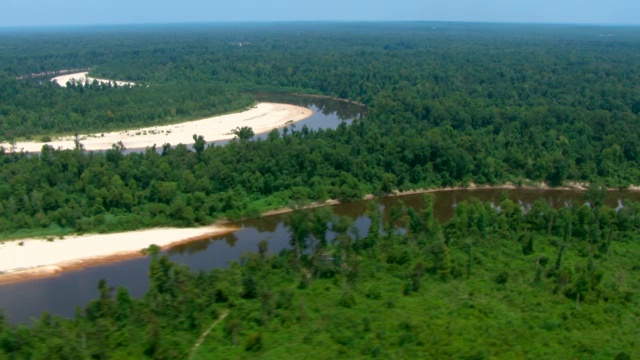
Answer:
[1, 188, 638, 324]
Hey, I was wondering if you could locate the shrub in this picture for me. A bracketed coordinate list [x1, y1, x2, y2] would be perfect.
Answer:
[245, 333, 263, 352]
[338, 291, 356, 308]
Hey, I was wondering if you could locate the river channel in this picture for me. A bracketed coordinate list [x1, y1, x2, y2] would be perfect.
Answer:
[1, 187, 638, 324]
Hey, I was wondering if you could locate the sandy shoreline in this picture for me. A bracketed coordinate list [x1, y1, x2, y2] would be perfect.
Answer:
[1, 102, 313, 153]
[0, 226, 237, 284]
[51, 71, 136, 88]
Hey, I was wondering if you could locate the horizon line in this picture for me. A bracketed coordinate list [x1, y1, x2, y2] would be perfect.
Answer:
[1, 19, 640, 31]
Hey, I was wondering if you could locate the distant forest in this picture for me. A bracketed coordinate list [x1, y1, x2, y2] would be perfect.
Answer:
[1, 23, 640, 238]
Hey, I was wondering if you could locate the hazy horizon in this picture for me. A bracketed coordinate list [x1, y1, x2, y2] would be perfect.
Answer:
[2, 20, 640, 31]
[1, 0, 639, 28]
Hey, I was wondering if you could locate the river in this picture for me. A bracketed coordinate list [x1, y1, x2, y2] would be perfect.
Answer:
[205, 92, 367, 147]
[0, 187, 638, 324]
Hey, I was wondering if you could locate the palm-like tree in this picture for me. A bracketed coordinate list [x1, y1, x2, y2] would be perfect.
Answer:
[231, 126, 255, 141]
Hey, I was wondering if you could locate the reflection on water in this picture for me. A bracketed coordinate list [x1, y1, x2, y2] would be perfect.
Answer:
[252, 92, 367, 121]
[1, 193, 639, 322]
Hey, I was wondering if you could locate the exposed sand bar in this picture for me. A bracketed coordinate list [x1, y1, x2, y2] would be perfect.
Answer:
[51, 71, 136, 88]
[0, 226, 237, 284]
[1, 102, 313, 153]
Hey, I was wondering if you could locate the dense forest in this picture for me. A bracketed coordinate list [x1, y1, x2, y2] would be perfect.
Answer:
[1, 196, 639, 358]
[1, 22, 640, 358]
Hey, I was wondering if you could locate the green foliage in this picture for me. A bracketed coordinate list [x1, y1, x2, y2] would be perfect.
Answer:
[244, 332, 263, 352]
[231, 126, 255, 142]
[0, 79, 254, 140]
[338, 290, 357, 308]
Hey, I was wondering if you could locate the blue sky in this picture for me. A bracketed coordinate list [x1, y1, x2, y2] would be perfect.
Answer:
[2, 0, 639, 27]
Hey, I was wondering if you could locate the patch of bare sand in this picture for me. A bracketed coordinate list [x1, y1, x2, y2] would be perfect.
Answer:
[0, 226, 236, 283]
[51, 71, 135, 88]
[1, 102, 313, 153]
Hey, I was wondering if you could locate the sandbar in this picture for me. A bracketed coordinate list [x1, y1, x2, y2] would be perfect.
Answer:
[0, 226, 237, 283]
[1, 102, 313, 153]
[51, 71, 136, 88]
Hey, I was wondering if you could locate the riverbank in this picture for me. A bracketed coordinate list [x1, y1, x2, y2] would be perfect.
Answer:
[1, 181, 637, 284]
[0, 226, 237, 285]
[0, 102, 314, 153]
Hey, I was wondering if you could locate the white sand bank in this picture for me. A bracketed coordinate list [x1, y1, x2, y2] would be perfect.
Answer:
[0, 226, 237, 281]
[51, 71, 136, 87]
[1, 102, 313, 153]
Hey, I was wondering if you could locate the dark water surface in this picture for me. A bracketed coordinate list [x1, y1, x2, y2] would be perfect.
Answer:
[207, 93, 366, 147]
[1, 188, 638, 324]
